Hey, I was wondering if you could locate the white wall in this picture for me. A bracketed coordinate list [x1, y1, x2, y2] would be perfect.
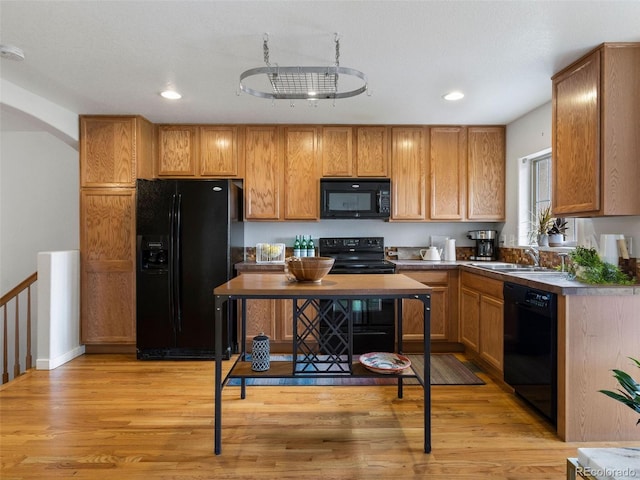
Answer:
[244, 220, 502, 250]
[0, 131, 79, 295]
[504, 102, 553, 245]
[36, 250, 84, 370]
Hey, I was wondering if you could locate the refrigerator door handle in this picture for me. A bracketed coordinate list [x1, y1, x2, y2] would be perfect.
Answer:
[175, 193, 183, 332]
[169, 193, 177, 333]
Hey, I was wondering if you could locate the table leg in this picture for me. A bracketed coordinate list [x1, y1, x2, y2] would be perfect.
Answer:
[214, 295, 224, 455]
[397, 298, 404, 399]
[423, 294, 431, 453]
[241, 298, 247, 399]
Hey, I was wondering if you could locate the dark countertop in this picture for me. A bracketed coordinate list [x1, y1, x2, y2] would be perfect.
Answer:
[235, 260, 640, 296]
[235, 261, 286, 273]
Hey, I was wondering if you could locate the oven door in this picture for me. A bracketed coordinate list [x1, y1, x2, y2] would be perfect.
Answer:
[319, 298, 395, 355]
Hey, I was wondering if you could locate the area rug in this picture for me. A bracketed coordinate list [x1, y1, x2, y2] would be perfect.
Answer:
[226, 354, 484, 386]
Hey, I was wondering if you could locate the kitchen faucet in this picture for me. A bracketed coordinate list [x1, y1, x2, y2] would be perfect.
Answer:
[525, 246, 540, 266]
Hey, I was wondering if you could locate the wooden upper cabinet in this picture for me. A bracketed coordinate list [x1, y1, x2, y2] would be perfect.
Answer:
[355, 127, 389, 177]
[200, 126, 241, 177]
[429, 127, 467, 220]
[157, 125, 197, 176]
[244, 126, 281, 220]
[80, 115, 153, 187]
[390, 127, 427, 220]
[552, 43, 640, 216]
[321, 126, 353, 176]
[467, 126, 505, 221]
[283, 127, 320, 220]
[553, 50, 600, 215]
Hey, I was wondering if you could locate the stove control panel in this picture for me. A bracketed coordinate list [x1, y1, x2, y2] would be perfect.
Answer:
[319, 237, 384, 251]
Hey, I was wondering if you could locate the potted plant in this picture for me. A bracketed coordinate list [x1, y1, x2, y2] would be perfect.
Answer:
[568, 246, 633, 284]
[547, 217, 567, 246]
[531, 205, 553, 247]
[599, 357, 640, 426]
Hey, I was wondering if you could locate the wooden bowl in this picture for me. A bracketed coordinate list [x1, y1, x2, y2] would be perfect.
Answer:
[285, 256, 335, 282]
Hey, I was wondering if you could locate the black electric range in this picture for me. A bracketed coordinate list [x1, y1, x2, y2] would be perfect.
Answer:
[317, 237, 396, 354]
[318, 237, 396, 274]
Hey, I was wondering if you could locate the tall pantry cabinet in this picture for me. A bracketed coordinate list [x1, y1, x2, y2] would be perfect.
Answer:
[79, 115, 153, 351]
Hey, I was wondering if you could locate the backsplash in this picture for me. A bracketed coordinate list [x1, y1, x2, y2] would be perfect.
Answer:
[243, 245, 638, 281]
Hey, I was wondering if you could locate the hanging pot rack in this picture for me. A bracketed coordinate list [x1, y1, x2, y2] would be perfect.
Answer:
[239, 33, 368, 101]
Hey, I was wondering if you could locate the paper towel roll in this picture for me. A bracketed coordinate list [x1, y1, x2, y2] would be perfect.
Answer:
[599, 234, 624, 265]
[444, 238, 456, 261]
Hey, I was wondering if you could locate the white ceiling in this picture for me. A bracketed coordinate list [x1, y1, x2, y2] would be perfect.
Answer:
[1, 1, 640, 131]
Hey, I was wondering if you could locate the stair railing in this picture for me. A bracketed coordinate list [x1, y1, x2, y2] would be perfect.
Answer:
[1, 273, 37, 384]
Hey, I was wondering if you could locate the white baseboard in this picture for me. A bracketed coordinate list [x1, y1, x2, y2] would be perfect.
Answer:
[36, 345, 85, 370]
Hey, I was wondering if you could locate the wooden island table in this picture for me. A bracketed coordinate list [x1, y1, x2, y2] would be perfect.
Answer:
[213, 273, 432, 455]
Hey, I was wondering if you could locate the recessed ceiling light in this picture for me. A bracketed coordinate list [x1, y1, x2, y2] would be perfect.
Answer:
[443, 91, 464, 101]
[160, 90, 182, 100]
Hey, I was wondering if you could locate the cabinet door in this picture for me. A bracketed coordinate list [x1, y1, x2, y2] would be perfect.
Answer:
[552, 50, 601, 215]
[80, 189, 136, 344]
[157, 126, 197, 176]
[355, 127, 388, 177]
[402, 286, 447, 342]
[244, 126, 281, 220]
[467, 126, 505, 220]
[479, 295, 504, 372]
[200, 126, 240, 177]
[80, 116, 138, 187]
[429, 127, 467, 220]
[391, 127, 427, 220]
[460, 287, 480, 352]
[283, 127, 320, 220]
[321, 126, 353, 176]
[240, 299, 278, 352]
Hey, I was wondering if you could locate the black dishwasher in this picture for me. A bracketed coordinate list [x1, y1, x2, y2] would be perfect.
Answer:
[503, 282, 557, 425]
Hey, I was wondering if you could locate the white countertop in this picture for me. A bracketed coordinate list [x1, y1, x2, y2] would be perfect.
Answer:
[578, 448, 640, 480]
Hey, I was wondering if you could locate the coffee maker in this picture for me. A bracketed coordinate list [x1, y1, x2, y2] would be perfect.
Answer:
[467, 230, 498, 261]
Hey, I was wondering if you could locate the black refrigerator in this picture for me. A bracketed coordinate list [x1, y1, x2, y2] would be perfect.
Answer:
[136, 179, 244, 360]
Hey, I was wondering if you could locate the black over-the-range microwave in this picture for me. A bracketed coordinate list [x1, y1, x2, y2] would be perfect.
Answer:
[320, 178, 391, 219]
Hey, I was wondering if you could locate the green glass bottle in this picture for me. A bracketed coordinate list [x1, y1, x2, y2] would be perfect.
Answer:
[306, 236, 315, 257]
[293, 235, 301, 257]
[300, 235, 308, 257]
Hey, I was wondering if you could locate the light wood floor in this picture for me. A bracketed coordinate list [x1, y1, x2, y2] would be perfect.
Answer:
[0, 354, 635, 480]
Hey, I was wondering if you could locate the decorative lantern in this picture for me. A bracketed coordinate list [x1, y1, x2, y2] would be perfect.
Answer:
[251, 332, 270, 371]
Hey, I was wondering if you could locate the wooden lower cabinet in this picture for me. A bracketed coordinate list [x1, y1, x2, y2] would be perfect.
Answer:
[241, 298, 278, 345]
[238, 272, 319, 353]
[478, 295, 503, 370]
[460, 271, 504, 374]
[460, 287, 480, 351]
[397, 269, 460, 352]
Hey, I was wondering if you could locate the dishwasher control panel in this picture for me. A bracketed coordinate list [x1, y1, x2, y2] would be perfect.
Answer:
[524, 290, 551, 308]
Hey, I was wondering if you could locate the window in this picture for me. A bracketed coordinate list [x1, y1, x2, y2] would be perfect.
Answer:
[531, 152, 551, 223]
[528, 150, 575, 245]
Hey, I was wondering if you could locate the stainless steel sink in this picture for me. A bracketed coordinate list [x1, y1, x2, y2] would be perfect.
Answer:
[470, 263, 556, 272]
[509, 271, 569, 278]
